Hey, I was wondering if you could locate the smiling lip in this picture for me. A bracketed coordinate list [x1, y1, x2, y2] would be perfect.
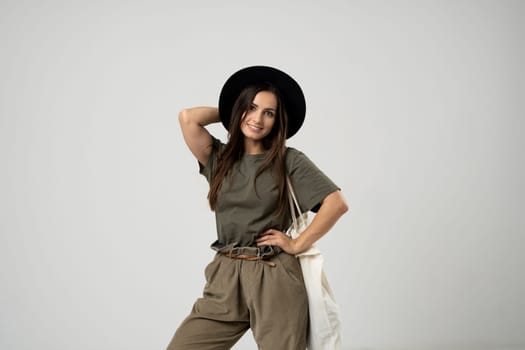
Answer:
[247, 124, 263, 131]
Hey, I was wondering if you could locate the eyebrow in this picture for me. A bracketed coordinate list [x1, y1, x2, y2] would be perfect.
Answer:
[251, 102, 276, 112]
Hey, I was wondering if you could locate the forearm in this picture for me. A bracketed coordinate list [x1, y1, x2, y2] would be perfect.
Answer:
[178, 107, 220, 165]
[294, 190, 349, 253]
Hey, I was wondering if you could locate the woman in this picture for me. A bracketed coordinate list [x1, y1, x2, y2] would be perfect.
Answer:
[167, 66, 348, 349]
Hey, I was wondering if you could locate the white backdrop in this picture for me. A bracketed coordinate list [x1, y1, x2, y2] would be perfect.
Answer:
[1, 1, 524, 349]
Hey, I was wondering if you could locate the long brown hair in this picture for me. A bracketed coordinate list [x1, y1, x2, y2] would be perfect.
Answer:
[209, 83, 290, 218]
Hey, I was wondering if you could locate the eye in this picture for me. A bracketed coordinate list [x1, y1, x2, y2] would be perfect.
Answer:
[249, 104, 257, 111]
[265, 110, 275, 117]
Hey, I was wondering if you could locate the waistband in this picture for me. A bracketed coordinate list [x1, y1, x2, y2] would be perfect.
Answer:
[210, 241, 280, 267]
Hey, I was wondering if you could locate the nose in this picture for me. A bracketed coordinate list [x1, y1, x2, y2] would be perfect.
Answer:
[252, 111, 264, 123]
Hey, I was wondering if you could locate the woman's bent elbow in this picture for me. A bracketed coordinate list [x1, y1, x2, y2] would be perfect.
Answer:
[336, 192, 349, 216]
[324, 191, 349, 216]
[178, 109, 190, 124]
[340, 201, 349, 215]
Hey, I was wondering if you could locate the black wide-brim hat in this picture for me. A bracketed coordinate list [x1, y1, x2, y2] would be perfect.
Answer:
[218, 65, 306, 139]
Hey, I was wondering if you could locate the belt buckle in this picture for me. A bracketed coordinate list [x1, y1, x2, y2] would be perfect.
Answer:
[229, 246, 241, 257]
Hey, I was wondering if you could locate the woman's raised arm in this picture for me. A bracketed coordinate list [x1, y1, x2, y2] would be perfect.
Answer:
[178, 107, 220, 166]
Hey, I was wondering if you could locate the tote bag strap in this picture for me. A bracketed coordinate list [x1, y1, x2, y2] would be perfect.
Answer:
[286, 176, 308, 233]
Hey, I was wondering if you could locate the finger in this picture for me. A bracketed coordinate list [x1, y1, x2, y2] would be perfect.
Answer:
[257, 235, 278, 245]
[262, 229, 276, 235]
[256, 235, 271, 243]
[258, 230, 277, 238]
[257, 239, 272, 246]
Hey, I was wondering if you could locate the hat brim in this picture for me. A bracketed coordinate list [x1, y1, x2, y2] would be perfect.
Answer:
[218, 66, 306, 139]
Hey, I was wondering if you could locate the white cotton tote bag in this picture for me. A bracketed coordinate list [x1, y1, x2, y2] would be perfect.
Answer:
[285, 178, 342, 350]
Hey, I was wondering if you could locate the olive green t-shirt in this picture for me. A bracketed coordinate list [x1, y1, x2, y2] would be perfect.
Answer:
[199, 136, 339, 247]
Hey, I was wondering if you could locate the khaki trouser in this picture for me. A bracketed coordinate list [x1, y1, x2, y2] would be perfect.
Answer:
[166, 250, 308, 350]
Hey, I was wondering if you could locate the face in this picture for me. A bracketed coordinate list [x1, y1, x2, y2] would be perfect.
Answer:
[240, 90, 277, 144]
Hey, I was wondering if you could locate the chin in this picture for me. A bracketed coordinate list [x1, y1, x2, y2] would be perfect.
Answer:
[242, 130, 268, 140]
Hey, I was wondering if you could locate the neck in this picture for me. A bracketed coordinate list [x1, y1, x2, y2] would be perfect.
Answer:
[244, 140, 265, 155]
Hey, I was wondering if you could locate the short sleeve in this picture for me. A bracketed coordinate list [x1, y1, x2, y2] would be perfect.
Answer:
[286, 148, 340, 213]
[198, 136, 225, 183]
